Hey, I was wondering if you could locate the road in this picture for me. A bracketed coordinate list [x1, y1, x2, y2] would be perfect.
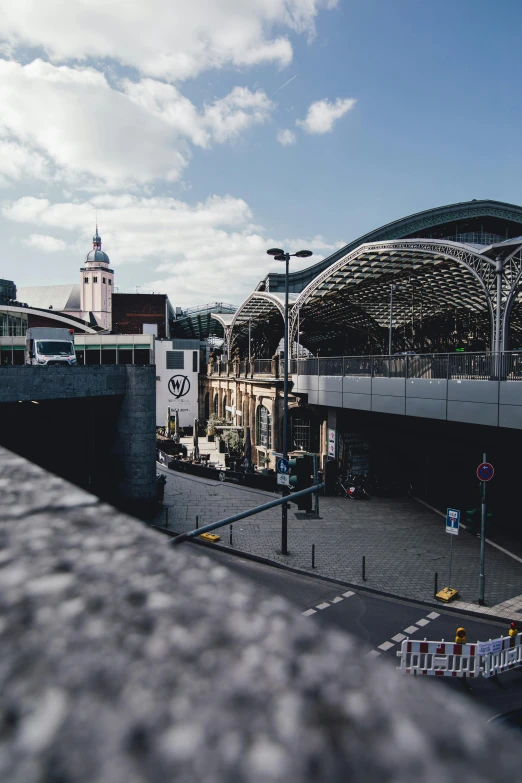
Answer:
[182, 540, 522, 722]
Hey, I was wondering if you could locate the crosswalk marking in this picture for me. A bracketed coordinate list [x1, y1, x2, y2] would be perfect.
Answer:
[331, 596, 343, 604]
[316, 602, 330, 610]
[302, 608, 317, 617]
[416, 618, 430, 627]
[403, 625, 418, 634]
[392, 633, 406, 643]
[342, 591, 355, 598]
[367, 650, 380, 658]
[427, 612, 440, 620]
[378, 641, 395, 652]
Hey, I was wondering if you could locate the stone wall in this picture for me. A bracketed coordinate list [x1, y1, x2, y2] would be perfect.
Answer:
[0, 443, 519, 782]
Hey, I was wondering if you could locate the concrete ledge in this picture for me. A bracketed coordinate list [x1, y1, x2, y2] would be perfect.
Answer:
[1, 445, 520, 780]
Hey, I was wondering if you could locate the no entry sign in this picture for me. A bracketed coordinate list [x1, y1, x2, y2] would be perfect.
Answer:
[477, 462, 494, 482]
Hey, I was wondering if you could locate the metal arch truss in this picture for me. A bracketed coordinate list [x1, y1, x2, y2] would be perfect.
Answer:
[223, 291, 298, 355]
[290, 239, 522, 353]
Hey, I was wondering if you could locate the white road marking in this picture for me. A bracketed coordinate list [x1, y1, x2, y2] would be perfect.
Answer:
[392, 633, 406, 643]
[378, 641, 395, 652]
[416, 618, 430, 627]
[302, 608, 317, 617]
[331, 596, 343, 604]
[367, 650, 381, 658]
[404, 625, 419, 634]
[427, 612, 440, 620]
[316, 602, 330, 610]
[342, 591, 355, 598]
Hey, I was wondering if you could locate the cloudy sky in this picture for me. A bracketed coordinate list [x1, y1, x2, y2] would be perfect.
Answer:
[1, 0, 522, 305]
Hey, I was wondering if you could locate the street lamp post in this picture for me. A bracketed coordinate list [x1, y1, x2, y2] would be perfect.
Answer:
[267, 247, 312, 555]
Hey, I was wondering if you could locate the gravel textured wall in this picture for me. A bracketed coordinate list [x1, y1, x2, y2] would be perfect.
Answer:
[0, 445, 518, 782]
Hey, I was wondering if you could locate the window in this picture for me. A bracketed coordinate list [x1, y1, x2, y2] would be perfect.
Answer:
[256, 405, 271, 449]
[223, 394, 227, 419]
[213, 394, 219, 415]
[166, 351, 184, 369]
[108, 279, 112, 286]
[102, 277, 106, 283]
[289, 414, 318, 453]
[84, 277, 89, 283]
[93, 276, 98, 283]
[193, 350, 198, 372]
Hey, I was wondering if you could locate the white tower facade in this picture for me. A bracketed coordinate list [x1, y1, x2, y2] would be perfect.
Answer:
[80, 227, 114, 330]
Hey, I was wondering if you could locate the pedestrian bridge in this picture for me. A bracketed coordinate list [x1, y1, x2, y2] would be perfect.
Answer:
[292, 353, 522, 429]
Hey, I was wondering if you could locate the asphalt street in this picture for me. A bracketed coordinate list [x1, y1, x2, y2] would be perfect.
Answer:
[181, 540, 522, 723]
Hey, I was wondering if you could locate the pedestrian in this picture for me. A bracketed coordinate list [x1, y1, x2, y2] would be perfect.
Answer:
[508, 621, 519, 638]
[455, 627, 466, 644]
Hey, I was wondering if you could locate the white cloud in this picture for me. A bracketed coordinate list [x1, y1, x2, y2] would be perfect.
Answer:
[297, 97, 356, 134]
[0, 60, 275, 190]
[22, 234, 67, 252]
[0, 0, 338, 82]
[123, 81, 273, 148]
[277, 129, 296, 146]
[0, 138, 50, 186]
[2, 194, 343, 304]
[0, 59, 189, 189]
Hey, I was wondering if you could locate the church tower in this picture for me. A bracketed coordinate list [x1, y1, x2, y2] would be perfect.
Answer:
[80, 225, 114, 330]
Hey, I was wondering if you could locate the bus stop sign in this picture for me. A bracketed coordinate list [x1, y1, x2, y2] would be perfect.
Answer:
[477, 462, 494, 482]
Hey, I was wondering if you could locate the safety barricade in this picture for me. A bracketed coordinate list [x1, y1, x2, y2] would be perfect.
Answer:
[481, 635, 522, 678]
[396, 639, 480, 678]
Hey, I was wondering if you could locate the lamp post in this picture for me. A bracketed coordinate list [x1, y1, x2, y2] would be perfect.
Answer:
[267, 247, 313, 555]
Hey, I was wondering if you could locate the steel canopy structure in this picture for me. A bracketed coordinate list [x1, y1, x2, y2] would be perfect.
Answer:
[217, 236, 522, 357]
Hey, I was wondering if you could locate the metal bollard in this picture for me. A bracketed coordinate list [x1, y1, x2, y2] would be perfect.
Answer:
[434, 571, 438, 598]
[230, 524, 233, 547]
[312, 544, 315, 569]
[165, 507, 169, 529]
[196, 515, 199, 530]
[362, 555, 366, 581]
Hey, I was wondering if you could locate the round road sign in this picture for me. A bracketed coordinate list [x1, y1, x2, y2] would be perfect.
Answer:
[277, 458, 290, 474]
[477, 462, 494, 482]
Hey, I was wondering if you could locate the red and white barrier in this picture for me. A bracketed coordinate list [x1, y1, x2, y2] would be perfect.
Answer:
[481, 635, 522, 678]
[397, 635, 522, 679]
[397, 639, 480, 678]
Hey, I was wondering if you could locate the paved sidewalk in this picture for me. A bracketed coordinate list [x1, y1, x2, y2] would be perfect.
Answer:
[158, 464, 522, 621]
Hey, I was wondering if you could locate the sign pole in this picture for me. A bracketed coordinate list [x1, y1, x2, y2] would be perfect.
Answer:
[479, 451, 487, 606]
[448, 534, 453, 590]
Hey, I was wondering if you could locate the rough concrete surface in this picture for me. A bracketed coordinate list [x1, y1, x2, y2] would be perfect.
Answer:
[0, 445, 520, 782]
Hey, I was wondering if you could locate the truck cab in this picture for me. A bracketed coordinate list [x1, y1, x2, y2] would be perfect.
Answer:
[25, 328, 77, 367]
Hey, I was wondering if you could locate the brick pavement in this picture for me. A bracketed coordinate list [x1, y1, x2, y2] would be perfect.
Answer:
[159, 464, 522, 620]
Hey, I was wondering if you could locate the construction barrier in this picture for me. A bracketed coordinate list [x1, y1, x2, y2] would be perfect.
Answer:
[397, 635, 522, 679]
[396, 639, 480, 678]
[481, 634, 522, 678]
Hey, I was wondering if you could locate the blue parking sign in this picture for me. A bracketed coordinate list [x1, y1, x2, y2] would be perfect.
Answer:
[446, 508, 460, 535]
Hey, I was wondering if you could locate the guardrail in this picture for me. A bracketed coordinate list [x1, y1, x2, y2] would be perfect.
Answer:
[295, 352, 522, 381]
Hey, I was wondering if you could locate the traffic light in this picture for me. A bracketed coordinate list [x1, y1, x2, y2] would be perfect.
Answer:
[289, 455, 314, 511]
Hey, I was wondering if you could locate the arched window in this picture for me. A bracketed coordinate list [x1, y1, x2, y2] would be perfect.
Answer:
[256, 405, 271, 449]
[204, 392, 210, 420]
[223, 394, 227, 419]
[213, 394, 219, 415]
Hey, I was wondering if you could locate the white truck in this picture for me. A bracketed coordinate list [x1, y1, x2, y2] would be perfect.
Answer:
[25, 327, 77, 367]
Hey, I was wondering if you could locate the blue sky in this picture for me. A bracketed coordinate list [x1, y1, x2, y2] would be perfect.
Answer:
[1, 0, 522, 304]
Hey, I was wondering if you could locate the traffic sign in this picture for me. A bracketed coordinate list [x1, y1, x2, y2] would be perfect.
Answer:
[277, 473, 290, 486]
[477, 462, 494, 482]
[277, 458, 289, 474]
[446, 508, 460, 535]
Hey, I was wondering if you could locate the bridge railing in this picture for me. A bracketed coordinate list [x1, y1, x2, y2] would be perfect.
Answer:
[294, 352, 522, 381]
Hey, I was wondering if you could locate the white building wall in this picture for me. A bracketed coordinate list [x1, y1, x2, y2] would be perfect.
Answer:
[155, 340, 200, 428]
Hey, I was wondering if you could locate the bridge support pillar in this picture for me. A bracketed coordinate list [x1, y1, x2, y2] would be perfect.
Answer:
[114, 366, 156, 507]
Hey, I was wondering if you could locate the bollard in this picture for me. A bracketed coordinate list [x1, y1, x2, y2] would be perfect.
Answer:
[196, 515, 199, 530]
[312, 544, 315, 569]
[362, 555, 366, 582]
[165, 507, 169, 529]
[434, 572, 438, 598]
[230, 524, 233, 547]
